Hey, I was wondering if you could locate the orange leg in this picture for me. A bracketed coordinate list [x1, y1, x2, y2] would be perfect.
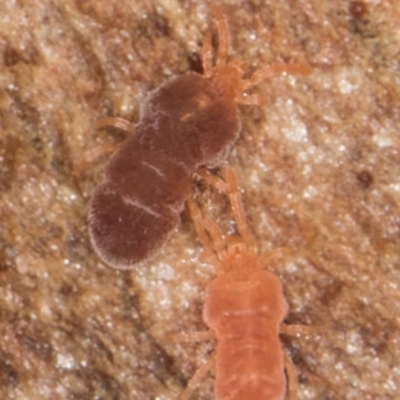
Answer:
[280, 323, 319, 337]
[224, 168, 257, 250]
[195, 168, 229, 193]
[194, 167, 256, 250]
[210, 5, 230, 67]
[94, 116, 134, 132]
[283, 351, 299, 400]
[237, 92, 262, 106]
[201, 31, 213, 77]
[75, 116, 134, 176]
[187, 198, 225, 269]
[242, 63, 313, 91]
[280, 323, 318, 400]
[260, 247, 292, 269]
[179, 352, 216, 400]
[74, 143, 118, 176]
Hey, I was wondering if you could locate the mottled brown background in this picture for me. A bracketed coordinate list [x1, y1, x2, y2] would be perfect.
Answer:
[1, 0, 399, 399]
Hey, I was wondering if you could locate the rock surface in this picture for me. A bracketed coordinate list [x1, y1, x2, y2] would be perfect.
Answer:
[0, 1, 399, 399]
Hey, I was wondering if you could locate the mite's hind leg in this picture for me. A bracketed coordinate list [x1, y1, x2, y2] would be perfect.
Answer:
[74, 143, 118, 176]
[179, 352, 216, 400]
[75, 117, 135, 176]
[283, 351, 299, 400]
[280, 323, 318, 337]
[280, 324, 319, 400]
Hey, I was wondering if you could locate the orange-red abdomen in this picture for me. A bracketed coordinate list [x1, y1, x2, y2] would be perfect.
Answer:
[203, 269, 288, 400]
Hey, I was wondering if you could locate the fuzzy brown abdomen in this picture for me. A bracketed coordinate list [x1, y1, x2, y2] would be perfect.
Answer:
[88, 73, 240, 269]
[89, 135, 191, 268]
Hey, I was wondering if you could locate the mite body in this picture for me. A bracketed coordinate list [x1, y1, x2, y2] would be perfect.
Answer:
[89, 72, 240, 268]
[89, 8, 311, 269]
[183, 169, 295, 400]
[205, 262, 288, 400]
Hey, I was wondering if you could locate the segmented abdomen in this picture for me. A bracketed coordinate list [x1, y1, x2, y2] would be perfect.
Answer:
[203, 270, 288, 400]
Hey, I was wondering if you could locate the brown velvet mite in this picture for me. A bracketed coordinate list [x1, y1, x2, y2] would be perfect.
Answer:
[88, 7, 311, 269]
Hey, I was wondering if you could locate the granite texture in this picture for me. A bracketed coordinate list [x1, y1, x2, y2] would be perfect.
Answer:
[0, 0, 399, 399]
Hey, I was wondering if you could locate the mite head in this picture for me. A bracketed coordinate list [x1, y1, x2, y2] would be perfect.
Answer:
[203, 5, 312, 107]
[201, 7, 250, 105]
[208, 63, 246, 103]
[219, 237, 262, 276]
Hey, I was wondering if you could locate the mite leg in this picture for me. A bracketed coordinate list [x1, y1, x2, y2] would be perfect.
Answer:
[280, 324, 319, 400]
[195, 167, 256, 249]
[201, 31, 213, 77]
[260, 247, 292, 269]
[169, 330, 216, 343]
[75, 117, 134, 175]
[280, 323, 318, 337]
[87, 117, 134, 162]
[283, 351, 299, 400]
[187, 198, 214, 250]
[237, 92, 262, 106]
[242, 63, 313, 91]
[74, 143, 118, 176]
[94, 116, 135, 132]
[195, 168, 229, 193]
[179, 352, 216, 400]
[210, 5, 230, 67]
[224, 168, 256, 249]
[187, 198, 225, 269]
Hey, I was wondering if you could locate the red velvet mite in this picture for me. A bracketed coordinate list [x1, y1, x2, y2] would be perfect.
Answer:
[178, 168, 304, 400]
[88, 7, 311, 269]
